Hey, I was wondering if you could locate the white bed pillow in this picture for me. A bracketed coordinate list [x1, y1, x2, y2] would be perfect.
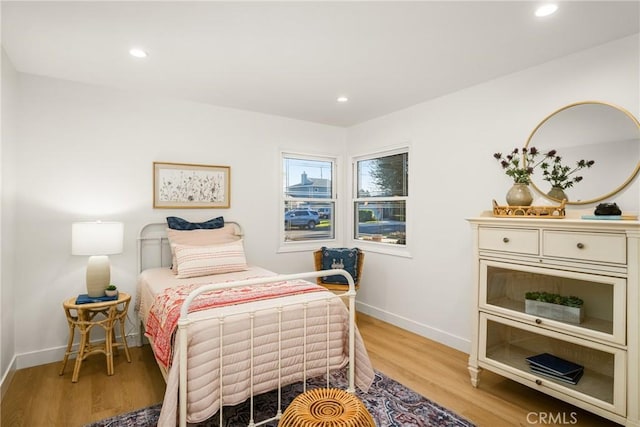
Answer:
[167, 227, 239, 273]
[173, 240, 249, 279]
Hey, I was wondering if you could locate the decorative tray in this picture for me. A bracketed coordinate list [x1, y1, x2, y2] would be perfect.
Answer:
[492, 199, 566, 218]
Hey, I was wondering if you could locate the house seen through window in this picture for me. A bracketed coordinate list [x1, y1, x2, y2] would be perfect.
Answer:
[283, 155, 336, 242]
[354, 150, 408, 245]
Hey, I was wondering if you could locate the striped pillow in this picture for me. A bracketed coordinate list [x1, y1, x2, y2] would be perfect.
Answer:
[174, 240, 248, 279]
[167, 227, 239, 273]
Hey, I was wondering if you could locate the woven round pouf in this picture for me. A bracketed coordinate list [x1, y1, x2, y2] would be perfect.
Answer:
[278, 388, 375, 427]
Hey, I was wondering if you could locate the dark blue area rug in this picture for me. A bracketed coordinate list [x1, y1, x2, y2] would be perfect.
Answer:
[86, 369, 475, 427]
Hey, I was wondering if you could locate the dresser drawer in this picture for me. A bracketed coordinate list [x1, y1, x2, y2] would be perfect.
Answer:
[543, 231, 626, 264]
[479, 227, 539, 255]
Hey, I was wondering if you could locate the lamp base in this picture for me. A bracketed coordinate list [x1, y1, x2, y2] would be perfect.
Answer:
[86, 255, 110, 297]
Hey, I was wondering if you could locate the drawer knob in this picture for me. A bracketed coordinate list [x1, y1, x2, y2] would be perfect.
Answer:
[576, 242, 585, 249]
[503, 237, 510, 243]
[535, 318, 542, 324]
[535, 379, 542, 386]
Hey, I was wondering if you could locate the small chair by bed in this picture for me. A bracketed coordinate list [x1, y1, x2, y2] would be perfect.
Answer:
[313, 247, 363, 293]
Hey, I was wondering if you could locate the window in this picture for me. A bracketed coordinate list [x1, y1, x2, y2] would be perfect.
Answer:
[282, 153, 336, 245]
[353, 149, 408, 246]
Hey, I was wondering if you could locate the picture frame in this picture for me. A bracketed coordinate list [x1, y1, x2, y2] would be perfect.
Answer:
[153, 162, 231, 208]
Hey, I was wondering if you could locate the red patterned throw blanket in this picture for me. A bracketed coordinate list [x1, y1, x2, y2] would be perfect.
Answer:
[145, 279, 325, 370]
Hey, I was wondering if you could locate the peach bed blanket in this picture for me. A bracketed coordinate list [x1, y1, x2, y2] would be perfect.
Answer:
[136, 268, 374, 425]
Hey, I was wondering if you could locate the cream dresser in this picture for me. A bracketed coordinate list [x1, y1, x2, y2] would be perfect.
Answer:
[467, 212, 640, 426]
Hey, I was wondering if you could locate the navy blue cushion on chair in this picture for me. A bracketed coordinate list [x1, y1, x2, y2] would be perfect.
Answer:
[166, 216, 224, 230]
[320, 247, 359, 285]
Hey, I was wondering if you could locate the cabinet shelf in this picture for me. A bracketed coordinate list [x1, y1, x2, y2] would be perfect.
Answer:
[485, 296, 613, 335]
[480, 260, 625, 344]
[483, 316, 617, 407]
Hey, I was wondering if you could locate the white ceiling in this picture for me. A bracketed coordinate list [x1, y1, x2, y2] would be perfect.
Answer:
[2, 1, 639, 127]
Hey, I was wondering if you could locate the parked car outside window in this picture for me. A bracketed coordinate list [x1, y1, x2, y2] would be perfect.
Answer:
[285, 209, 320, 229]
[316, 207, 331, 219]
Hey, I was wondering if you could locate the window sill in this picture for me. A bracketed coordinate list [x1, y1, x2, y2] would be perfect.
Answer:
[350, 240, 413, 258]
[277, 239, 338, 254]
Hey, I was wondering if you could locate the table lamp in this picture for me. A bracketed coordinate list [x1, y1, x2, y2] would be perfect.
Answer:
[72, 221, 124, 297]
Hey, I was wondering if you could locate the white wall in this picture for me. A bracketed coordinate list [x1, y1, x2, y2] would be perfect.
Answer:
[3, 34, 639, 372]
[347, 35, 640, 352]
[11, 75, 346, 368]
[1, 47, 18, 393]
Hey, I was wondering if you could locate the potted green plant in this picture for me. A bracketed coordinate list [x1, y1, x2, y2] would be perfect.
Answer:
[105, 284, 118, 297]
[524, 291, 584, 324]
[540, 155, 595, 201]
[493, 147, 555, 206]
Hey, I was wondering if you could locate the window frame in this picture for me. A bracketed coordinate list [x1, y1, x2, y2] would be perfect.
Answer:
[278, 150, 339, 252]
[350, 146, 412, 258]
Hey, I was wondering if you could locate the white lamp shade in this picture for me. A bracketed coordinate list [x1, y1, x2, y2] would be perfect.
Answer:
[72, 221, 124, 256]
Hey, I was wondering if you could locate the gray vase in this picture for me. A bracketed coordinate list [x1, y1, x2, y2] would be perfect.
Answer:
[547, 186, 568, 202]
[506, 183, 533, 206]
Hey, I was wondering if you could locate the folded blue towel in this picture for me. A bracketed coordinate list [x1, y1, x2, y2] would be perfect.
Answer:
[75, 293, 118, 304]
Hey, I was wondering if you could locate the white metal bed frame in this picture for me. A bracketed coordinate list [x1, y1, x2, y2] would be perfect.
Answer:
[137, 223, 358, 427]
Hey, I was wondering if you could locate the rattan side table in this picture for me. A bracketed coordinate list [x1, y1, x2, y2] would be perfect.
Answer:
[59, 291, 131, 382]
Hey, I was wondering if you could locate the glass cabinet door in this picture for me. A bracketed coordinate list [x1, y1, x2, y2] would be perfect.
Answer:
[479, 260, 626, 345]
[480, 314, 626, 416]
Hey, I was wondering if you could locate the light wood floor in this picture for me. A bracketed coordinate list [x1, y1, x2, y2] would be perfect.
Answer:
[1, 313, 620, 427]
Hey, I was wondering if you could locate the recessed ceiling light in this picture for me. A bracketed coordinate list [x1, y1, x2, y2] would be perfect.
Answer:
[129, 48, 148, 58]
[337, 96, 349, 103]
[535, 4, 558, 17]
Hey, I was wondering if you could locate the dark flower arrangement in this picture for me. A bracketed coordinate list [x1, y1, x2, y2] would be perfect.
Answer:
[540, 155, 595, 190]
[493, 147, 555, 184]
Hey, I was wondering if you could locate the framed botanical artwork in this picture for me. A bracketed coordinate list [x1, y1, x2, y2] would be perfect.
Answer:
[153, 162, 231, 208]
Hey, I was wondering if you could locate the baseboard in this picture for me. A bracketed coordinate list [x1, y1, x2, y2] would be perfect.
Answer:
[356, 301, 471, 354]
[9, 307, 469, 368]
[0, 355, 17, 401]
[14, 333, 141, 370]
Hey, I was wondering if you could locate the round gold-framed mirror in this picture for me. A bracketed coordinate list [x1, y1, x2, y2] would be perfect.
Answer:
[525, 101, 640, 205]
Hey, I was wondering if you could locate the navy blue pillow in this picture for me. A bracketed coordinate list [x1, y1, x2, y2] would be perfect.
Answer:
[320, 247, 359, 285]
[166, 216, 224, 230]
